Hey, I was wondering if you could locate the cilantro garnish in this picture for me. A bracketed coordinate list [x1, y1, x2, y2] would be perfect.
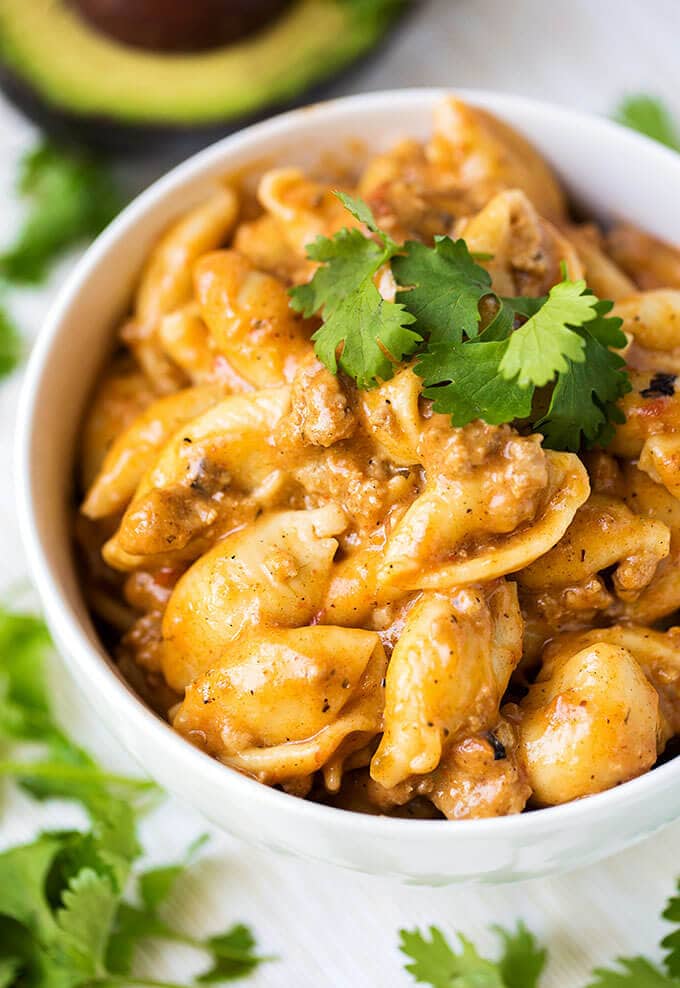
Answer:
[0, 143, 123, 285]
[291, 193, 632, 451]
[498, 278, 597, 387]
[393, 236, 492, 343]
[415, 339, 533, 427]
[290, 193, 420, 388]
[614, 95, 680, 151]
[0, 604, 270, 987]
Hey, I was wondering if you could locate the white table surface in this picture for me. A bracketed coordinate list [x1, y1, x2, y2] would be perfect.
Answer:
[3, 1, 680, 984]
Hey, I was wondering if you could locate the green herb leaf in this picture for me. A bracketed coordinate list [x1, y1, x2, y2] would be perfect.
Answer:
[106, 901, 177, 975]
[399, 926, 505, 988]
[0, 142, 122, 284]
[0, 956, 20, 988]
[290, 193, 417, 387]
[197, 924, 268, 983]
[289, 227, 388, 319]
[586, 957, 680, 987]
[52, 868, 119, 980]
[138, 833, 209, 913]
[614, 95, 680, 151]
[313, 282, 419, 388]
[393, 236, 493, 343]
[494, 922, 547, 988]
[415, 339, 532, 426]
[499, 279, 598, 388]
[0, 834, 63, 939]
[0, 306, 21, 380]
[535, 316, 631, 451]
[335, 190, 394, 239]
[662, 880, 680, 976]
[0, 604, 269, 987]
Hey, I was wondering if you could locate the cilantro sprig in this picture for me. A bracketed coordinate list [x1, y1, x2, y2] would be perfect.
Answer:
[400, 922, 546, 988]
[0, 604, 269, 987]
[290, 192, 420, 388]
[400, 876, 680, 987]
[0, 143, 122, 285]
[0, 141, 124, 385]
[290, 193, 632, 452]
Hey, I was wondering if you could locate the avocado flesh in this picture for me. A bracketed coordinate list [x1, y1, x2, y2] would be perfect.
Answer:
[0, 0, 401, 125]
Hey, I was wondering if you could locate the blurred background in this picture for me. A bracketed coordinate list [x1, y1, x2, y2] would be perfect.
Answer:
[2, 2, 680, 987]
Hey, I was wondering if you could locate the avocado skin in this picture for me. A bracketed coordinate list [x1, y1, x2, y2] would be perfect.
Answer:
[0, 4, 414, 156]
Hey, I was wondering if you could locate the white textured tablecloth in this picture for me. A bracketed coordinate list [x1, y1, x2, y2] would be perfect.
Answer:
[4, 2, 680, 984]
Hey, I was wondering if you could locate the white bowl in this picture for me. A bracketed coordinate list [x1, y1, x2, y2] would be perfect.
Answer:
[17, 88, 680, 885]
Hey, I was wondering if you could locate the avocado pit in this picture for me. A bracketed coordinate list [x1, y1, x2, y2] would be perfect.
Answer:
[70, 0, 293, 52]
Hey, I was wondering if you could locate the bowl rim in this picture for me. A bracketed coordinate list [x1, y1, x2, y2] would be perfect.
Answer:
[16, 85, 680, 844]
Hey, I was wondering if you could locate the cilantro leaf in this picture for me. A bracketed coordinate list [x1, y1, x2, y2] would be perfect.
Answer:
[415, 339, 532, 426]
[0, 142, 122, 285]
[52, 868, 118, 980]
[614, 95, 680, 151]
[335, 191, 395, 242]
[313, 283, 419, 388]
[662, 880, 680, 976]
[0, 604, 269, 987]
[290, 193, 416, 387]
[289, 228, 387, 319]
[138, 833, 209, 912]
[499, 279, 598, 387]
[105, 901, 177, 975]
[0, 834, 63, 939]
[106, 833, 209, 974]
[586, 957, 680, 987]
[0, 957, 20, 988]
[399, 927, 505, 988]
[0, 306, 21, 380]
[393, 237, 493, 343]
[198, 924, 268, 983]
[495, 923, 547, 988]
[0, 607, 55, 741]
[535, 322, 630, 451]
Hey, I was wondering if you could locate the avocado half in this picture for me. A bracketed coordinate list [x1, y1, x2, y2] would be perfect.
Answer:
[0, 0, 410, 152]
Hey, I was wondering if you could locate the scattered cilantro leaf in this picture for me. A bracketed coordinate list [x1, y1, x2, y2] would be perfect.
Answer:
[105, 901, 177, 975]
[499, 279, 598, 388]
[0, 142, 122, 284]
[586, 957, 680, 987]
[393, 237, 492, 343]
[52, 868, 119, 980]
[138, 833, 209, 913]
[198, 924, 269, 983]
[614, 95, 680, 151]
[495, 923, 547, 988]
[0, 834, 63, 939]
[0, 957, 20, 988]
[415, 339, 532, 426]
[0, 306, 21, 380]
[399, 927, 505, 988]
[662, 880, 680, 976]
[0, 605, 268, 987]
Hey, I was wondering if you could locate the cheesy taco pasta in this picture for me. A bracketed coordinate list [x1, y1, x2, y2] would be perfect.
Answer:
[77, 98, 680, 820]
